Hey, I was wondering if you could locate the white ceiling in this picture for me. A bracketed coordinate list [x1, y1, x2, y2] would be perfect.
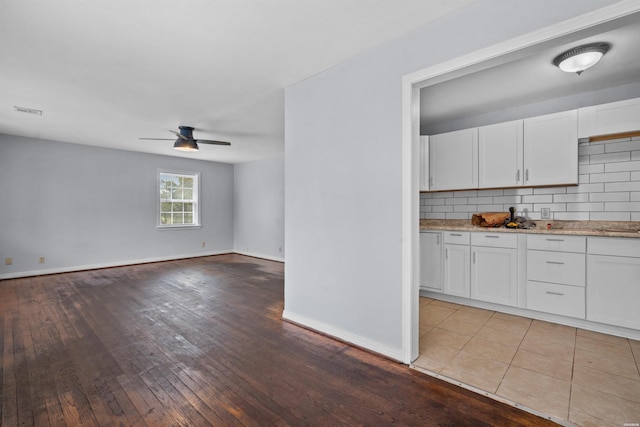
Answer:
[0, 0, 477, 164]
[420, 11, 640, 131]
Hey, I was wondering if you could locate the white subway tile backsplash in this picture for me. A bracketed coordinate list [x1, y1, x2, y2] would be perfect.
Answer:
[420, 142, 640, 222]
[590, 192, 629, 202]
[534, 203, 566, 212]
[579, 144, 605, 155]
[554, 212, 590, 221]
[590, 152, 631, 164]
[522, 194, 553, 203]
[554, 193, 589, 203]
[424, 197, 445, 206]
[446, 213, 470, 220]
[590, 212, 631, 221]
[578, 163, 604, 174]
[567, 183, 604, 193]
[605, 202, 640, 211]
[477, 204, 503, 211]
[445, 198, 469, 205]
[492, 196, 520, 205]
[468, 196, 494, 204]
[533, 187, 566, 195]
[503, 188, 533, 196]
[477, 189, 505, 197]
[605, 181, 640, 192]
[454, 205, 478, 212]
[589, 172, 631, 183]
[454, 190, 477, 197]
[604, 160, 640, 173]
[432, 205, 454, 213]
[567, 202, 604, 212]
[605, 139, 640, 153]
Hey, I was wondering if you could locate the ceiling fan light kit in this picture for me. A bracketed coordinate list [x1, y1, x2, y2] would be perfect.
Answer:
[173, 138, 199, 151]
[553, 42, 610, 75]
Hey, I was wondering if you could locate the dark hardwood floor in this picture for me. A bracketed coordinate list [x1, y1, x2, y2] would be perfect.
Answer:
[1, 254, 557, 426]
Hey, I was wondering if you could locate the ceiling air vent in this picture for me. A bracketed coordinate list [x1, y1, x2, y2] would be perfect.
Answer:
[14, 106, 43, 115]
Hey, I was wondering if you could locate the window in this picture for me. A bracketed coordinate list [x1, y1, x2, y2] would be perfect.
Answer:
[158, 171, 200, 228]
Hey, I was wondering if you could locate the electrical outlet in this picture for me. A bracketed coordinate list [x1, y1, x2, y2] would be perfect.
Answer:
[39, 256, 45, 264]
[5, 257, 12, 265]
[541, 208, 551, 219]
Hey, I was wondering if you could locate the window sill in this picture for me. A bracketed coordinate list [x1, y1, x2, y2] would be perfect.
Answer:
[157, 225, 202, 230]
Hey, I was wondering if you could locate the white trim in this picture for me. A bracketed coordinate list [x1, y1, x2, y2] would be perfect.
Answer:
[282, 309, 403, 362]
[234, 250, 284, 263]
[0, 250, 232, 280]
[401, 1, 640, 364]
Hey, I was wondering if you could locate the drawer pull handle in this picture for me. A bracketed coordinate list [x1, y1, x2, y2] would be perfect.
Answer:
[546, 261, 565, 265]
[545, 291, 564, 296]
[485, 235, 500, 238]
[450, 233, 463, 236]
[545, 238, 565, 242]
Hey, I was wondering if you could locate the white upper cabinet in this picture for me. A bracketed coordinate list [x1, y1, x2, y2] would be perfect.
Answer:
[523, 110, 578, 187]
[578, 97, 640, 139]
[478, 120, 524, 188]
[429, 128, 478, 191]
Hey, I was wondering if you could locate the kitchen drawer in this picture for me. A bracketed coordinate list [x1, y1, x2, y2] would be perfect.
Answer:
[471, 232, 517, 249]
[527, 250, 585, 287]
[444, 231, 470, 245]
[526, 280, 585, 319]
[527, 234, 585, 253]
[588, 236, 640, 258]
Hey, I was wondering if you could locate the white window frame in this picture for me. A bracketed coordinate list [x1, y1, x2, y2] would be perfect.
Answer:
[157, 169, 201, 229]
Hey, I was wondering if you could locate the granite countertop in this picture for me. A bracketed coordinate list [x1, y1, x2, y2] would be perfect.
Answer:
[420, 219, 640, 238]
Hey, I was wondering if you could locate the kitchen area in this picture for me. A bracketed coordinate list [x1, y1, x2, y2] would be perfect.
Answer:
[415, 13, 640, 427]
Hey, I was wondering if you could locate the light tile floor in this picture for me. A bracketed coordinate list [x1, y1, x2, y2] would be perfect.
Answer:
[414, 297, 640, 427]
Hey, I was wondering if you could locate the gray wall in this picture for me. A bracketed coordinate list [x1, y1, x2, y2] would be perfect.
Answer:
[0, 134, 234, 278]
[234, 155, 285, 261]
[284, 0, 618, 359]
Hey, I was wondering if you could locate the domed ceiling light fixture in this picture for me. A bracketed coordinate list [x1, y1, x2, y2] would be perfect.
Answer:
[553, 42, 611, 75]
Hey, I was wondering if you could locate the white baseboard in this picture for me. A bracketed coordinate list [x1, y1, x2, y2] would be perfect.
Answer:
[282, 309, 403, 362]
[0, 250, 234, 280]
[234, 250, 284, 263]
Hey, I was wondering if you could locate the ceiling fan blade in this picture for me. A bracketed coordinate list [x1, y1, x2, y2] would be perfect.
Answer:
[139, 137, 175, 140]
[170, 130, 189, 140]
[196, 139, 231, 146]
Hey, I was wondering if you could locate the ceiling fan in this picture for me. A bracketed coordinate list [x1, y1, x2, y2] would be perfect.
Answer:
[140, 126, 231, 151]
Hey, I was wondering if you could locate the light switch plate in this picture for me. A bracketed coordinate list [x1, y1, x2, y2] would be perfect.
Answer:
[541, 208, 551, 219]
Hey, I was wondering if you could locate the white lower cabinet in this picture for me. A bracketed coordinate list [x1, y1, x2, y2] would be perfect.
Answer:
[443, 232, 470, 298]
[587, 237, 640, 330]
[419, 231, 443, 292]
[525, 234, 586, 319]
[470, 233, 518, 306]
[526, 281, 585, 319]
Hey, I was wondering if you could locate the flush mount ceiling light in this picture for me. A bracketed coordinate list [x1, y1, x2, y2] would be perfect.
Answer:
[553, 42, 611, 75]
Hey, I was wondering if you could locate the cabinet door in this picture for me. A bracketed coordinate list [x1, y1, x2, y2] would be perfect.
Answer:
[523, 110, 578, 186]
[471, 246, 518, 306]
[429, 128, 478, 191]
[578, 97, 640, 138]
[587, 254, 640, 330]
[420, 136, 429, 191]
[420, 232, 443, 292]
[478, 120, 523, 188]
[444, 244, 470, 298]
